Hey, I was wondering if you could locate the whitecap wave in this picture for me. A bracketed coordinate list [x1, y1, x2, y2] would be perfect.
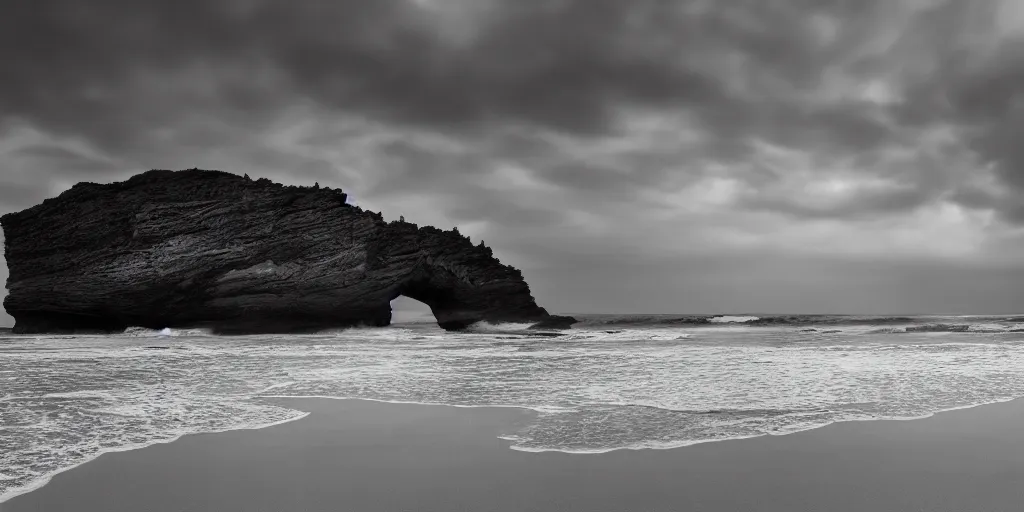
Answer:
[121, 326, 213, 337]
[707, 315, 760, 323]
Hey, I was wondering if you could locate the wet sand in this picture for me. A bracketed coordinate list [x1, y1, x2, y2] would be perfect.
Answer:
[5, 397, 1024, 511]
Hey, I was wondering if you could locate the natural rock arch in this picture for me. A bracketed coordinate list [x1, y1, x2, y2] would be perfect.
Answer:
[1, 169, 575, 334]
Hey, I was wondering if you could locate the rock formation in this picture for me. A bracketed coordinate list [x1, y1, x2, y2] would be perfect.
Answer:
[2, 169, 575, 334]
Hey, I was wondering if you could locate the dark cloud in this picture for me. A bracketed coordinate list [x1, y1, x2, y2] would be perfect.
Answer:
[1, 0, 720, 146]
[878, 1, 1024, 222]
[0, 0, 1015, 201]
[1, 0, 917, 158]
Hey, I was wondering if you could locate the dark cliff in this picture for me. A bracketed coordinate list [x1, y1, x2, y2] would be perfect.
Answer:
[1, 169, 575, 334]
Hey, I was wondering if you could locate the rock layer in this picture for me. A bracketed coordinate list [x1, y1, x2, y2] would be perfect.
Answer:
[2, 169, 574, 334]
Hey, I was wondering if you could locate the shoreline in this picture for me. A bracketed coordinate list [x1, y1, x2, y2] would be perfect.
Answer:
[245, 392, 1024, 454]
[0, 411, 312, 505]
[7, 396, 1024, 511]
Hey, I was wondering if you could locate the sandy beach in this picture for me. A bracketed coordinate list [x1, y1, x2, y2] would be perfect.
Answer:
[3, 397, 1024, 511]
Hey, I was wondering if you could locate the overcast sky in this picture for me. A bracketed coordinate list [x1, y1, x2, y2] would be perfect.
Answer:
[2, 0, 1024, 325]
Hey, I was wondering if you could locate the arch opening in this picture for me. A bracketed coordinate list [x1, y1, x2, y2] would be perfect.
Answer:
[389, 295, 434, 324]
[386, 269, 475, 330]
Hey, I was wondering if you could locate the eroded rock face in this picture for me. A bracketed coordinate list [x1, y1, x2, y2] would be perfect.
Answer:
[1, 169, 575, 334]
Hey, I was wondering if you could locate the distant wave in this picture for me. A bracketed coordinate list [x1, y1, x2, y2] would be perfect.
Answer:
[122, 326, 213, 337]
[572, 314, 1024, 331]
[906, 324, 971, 333]
[574, 314, 913, 327]
[865, 323, 1024, 334]
[708, 315, 760, 323]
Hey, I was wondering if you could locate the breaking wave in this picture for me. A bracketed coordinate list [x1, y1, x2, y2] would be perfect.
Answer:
[708, 315, 761, 323]
[122, 326, 214, 337]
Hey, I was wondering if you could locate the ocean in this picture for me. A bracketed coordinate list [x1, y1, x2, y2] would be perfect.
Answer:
[2, 314, 1024, 502]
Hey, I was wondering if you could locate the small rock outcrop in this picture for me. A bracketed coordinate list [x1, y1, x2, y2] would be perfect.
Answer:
[1, 169, 576, 334]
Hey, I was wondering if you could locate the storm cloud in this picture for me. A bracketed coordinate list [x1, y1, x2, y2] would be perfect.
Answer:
[2, 0, 1024, 323]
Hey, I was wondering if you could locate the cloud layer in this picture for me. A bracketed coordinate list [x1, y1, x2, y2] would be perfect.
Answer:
[2, 0, 1024, 322]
